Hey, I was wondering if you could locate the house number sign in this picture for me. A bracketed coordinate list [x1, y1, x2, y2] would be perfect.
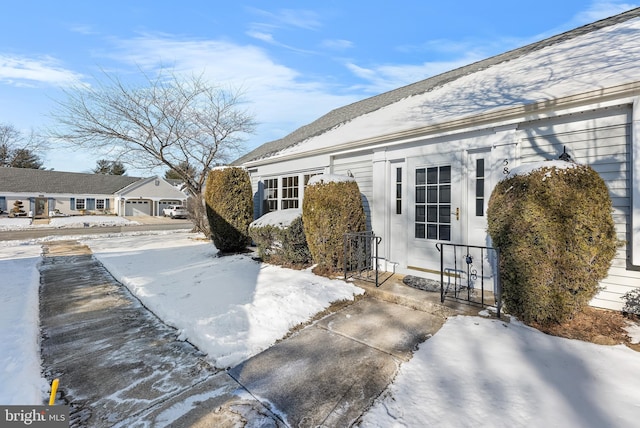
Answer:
[502, 159, 510, 175]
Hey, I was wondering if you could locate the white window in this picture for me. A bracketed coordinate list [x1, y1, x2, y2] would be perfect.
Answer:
[415, 166, 451, 241]
[96, 199, 105, 210]
[475, 159, 485, 217]
[264, 178, 278, 211]
[396, 167, 402, 215]
[304, 173, 319, 187]
[75, 198, 86, 210]
[281, 175, 299, 209]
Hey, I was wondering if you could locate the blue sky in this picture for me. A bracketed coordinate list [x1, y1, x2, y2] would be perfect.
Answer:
[0, 0, 637, 175]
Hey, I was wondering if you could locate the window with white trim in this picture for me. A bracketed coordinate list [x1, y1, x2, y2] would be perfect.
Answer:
[475, 159, 485, 217]
[304, 173, 319, 187]
[415, 166, 451, 240]
[75, 198, 86, 210]
[96, 199, 105, 210]
[396, 167, 402, 215]
[281, 175, 299, 209]
[264, 178, 278, 211]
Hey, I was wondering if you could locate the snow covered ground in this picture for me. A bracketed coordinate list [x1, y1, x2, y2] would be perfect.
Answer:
[81, 232, 364, 368]
[1, 231, 639, 427]
[0, 243, 48, 404]
[0, 215, 139, 230]
[359, 316, 640, 427]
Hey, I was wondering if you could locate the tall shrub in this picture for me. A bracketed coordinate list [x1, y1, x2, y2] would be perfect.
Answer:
[487, 162, 618, 324]
[204, 167, 253, 253]
[302, 175, 366, 274]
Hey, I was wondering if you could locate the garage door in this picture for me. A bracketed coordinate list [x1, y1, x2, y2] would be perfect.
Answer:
[125, 200, 151, 216]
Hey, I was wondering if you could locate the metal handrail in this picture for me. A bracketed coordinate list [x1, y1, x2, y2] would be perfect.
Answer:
[436, 242, 502, 317]
[344, 231, 383, 287]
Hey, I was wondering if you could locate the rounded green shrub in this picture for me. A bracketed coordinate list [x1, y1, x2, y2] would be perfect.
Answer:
[248, 209, 312, 267]
[204, 167, 253, 253]
[487, 162, 618, 325]
[302, 176, 366, 273]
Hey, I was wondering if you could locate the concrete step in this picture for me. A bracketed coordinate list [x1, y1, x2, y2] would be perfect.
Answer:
[352, 274, 487, 318]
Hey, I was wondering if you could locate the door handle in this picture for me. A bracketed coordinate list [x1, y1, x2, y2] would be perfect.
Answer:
[456, 207, 460, 221]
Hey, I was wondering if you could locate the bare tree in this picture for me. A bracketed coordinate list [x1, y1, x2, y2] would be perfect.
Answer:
[49, 69, 256, 233]
[0, 124, 46, 169]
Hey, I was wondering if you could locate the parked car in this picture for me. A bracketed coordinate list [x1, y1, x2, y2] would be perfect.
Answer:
[163, 205, 187, 219]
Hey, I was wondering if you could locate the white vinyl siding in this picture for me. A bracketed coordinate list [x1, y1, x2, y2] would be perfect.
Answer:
[331, 152, 373, 230]
[517, 105, 637, 310]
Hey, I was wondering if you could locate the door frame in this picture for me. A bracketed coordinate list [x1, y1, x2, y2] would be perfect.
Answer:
[34, 197, 49, 219]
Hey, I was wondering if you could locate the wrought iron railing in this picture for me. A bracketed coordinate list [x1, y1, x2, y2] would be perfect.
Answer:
[344, 231, 383, 287]
[435, 242, 502, 317]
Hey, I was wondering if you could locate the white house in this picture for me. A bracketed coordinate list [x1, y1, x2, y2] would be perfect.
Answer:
[235, 8, 640, 311]
[0, 167, 187, 218]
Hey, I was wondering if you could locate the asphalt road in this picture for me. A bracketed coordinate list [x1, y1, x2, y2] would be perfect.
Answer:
[0, 220, 193, 241]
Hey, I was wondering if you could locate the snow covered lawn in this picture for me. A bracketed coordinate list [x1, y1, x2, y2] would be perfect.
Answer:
[81, 232, 364, 368]
[0, 215, 139, 230]
[359, 316, 640, 427]
[0, 243, 47, 404]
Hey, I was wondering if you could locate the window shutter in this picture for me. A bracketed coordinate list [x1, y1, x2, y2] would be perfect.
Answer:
[105, 199, 110, 209]
[87, 198, 96, 210]
[70, 197, 75, 210]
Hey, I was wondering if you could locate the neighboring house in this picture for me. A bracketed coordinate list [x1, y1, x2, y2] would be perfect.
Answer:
[0, 167, 187, 218]
[235, 8, 640, 311]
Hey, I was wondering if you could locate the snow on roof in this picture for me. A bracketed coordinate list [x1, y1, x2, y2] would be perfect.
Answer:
[506, 160, 579, 179]
[250, 208, 302, 229]
[237, 10, 640, 164]
[307, 174, 356, 185]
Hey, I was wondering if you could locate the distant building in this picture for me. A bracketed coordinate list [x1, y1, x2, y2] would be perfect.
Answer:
[0, 167, 187, 218]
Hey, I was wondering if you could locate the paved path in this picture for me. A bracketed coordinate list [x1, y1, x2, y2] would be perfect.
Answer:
[39, 241, 231, 426]
[39, 240, 454, 427]
[1, 220, 192, 241]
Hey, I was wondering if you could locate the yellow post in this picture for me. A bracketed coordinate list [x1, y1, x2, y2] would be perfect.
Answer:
[49, 379, 59, 406]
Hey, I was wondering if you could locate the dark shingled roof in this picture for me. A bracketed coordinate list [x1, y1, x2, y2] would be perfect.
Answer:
[0, 167, 142, 194]
[233, 8, 640, 165]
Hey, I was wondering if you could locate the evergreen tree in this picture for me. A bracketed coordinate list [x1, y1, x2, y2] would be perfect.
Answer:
[93, 159, 126, 175]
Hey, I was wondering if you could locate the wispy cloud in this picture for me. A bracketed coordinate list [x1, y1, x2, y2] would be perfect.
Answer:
[69, 24, 99, 36]
[245, 7, 322, 54]
[571, 1, 638, 24]
[0, 54, 85, 87]
[345, 53, 484, 95]
[246, 31, 276, 44]
[320, 39, 354, 51]
[519, 1, 639, 43]
[100, 33, 357, 145]
[247, 7, 322, 31]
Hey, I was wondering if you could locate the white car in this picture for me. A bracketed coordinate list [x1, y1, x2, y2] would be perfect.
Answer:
[163, 205, 187, 219]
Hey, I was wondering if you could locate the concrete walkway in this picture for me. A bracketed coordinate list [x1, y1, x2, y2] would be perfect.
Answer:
[39, 240, 473, 427]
